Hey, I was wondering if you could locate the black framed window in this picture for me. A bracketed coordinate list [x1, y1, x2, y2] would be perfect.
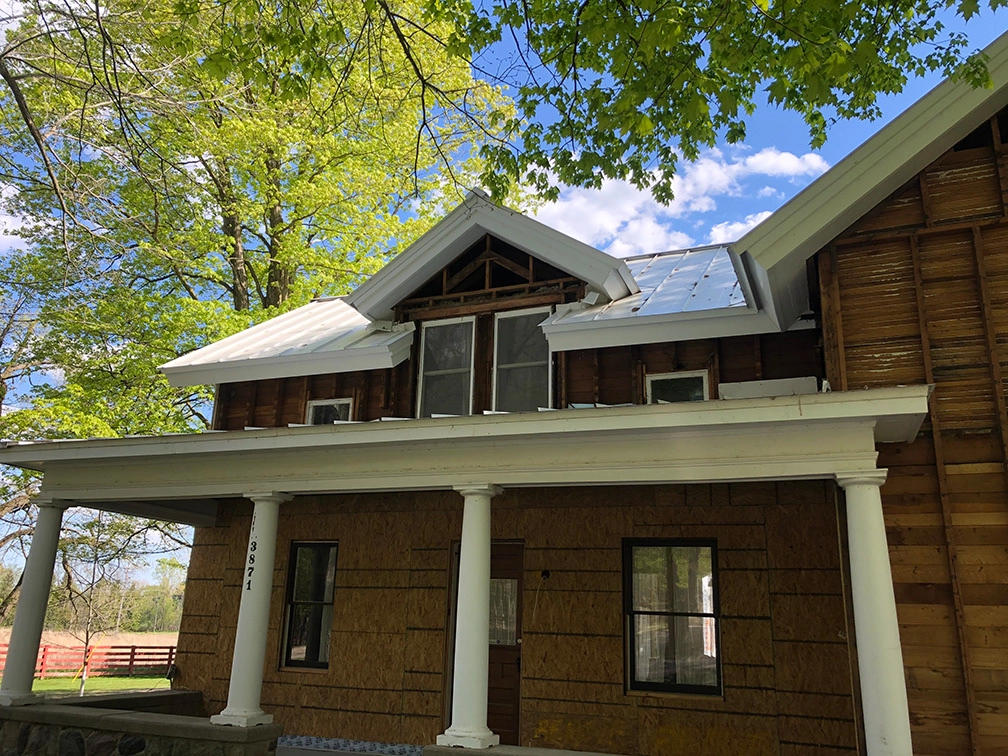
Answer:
[623, 538, 720, 694]
[283, 542, 338, 668]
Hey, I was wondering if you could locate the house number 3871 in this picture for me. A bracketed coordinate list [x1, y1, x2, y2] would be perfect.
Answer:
[246, 540, 257, 590]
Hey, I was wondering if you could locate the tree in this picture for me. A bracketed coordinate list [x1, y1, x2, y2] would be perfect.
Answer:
[48, 510, 186, 694]
[172, 0, 1006, 203]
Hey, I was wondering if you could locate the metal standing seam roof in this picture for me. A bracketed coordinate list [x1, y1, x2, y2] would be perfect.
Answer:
[159, 297, 415, 387]
[159, 245, 764, 386]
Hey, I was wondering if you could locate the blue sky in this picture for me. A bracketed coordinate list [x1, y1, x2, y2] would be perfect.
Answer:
[533, 11, 1008, 257]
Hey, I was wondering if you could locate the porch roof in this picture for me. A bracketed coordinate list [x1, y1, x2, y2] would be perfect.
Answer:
[0, 385, 930, 526]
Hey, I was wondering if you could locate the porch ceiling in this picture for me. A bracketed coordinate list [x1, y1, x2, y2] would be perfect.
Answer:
[0, 386, 931, 522]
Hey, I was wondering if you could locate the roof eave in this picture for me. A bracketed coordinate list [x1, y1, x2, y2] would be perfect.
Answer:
[161, 335, 413, 388]
[542, 307, 779, 352]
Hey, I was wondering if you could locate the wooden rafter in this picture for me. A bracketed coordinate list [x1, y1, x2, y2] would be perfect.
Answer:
[909, 232, 978, 754]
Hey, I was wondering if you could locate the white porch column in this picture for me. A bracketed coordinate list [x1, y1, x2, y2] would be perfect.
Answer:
[0, 498, 67, 706]
[211, 491, 290, 727]
[438, 484, 501, 749]
[838, 471, 913, 756]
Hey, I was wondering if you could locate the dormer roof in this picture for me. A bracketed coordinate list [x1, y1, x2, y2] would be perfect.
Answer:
[345, 190, 639, 321]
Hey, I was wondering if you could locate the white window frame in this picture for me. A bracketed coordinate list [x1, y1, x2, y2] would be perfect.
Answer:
[645, 369, 710, 404]
[492, 307, 553, 412]
[416, 316, 476, 418]
[305, 397, 354, 424]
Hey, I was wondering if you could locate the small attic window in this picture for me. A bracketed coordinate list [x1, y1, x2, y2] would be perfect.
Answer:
[306, 398, 353, 424]
[646, 371, 709, 404]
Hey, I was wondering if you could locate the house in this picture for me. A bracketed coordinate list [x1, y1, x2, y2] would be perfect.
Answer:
[1, 30, 1008, 756]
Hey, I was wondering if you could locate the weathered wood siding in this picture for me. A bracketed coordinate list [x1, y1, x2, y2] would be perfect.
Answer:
[176, 482, 858, 755]
[212, 331, 822, 429]
[818, 111, 1008, 755]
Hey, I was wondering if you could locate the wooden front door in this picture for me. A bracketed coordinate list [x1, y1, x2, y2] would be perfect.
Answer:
[445, 540, 524, 745]
[487, 542, 523, 745]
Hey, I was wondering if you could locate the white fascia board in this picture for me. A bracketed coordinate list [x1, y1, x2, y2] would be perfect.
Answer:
[347, 193, 638, 321]
[161, 333, 413, 387]
[9, 386, 930, 508]
[1, 384, 930, 469]
[737, 31, 1008, 275]
[542, 308, 780, 352]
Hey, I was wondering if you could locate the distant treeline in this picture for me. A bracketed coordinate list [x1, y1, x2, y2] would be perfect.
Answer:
[0, 560, 184, 634]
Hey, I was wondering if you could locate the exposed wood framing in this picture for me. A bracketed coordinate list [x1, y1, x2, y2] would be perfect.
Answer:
[919, 173, 935, 227]
[273, 379, 286, 427]
[836, 215, 1008, 247]
[909, 232, 978, 754]
[970, 226, 1008, 480]
[992, 115, 1008, 217]
[246, 381, 259, 428]
[592, 349, 600, 403]
[819, 247, 848, 391]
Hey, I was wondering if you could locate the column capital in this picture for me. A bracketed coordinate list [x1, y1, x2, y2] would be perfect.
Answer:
[33, 496, 71, 511]
[242, 491, 292, 506]
[453, 483, 502, 498]
[836, 469, 888, 489]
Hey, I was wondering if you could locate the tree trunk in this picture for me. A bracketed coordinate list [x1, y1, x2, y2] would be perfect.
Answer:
[265, 155, 291, 308]
[223, 212, 249, 311]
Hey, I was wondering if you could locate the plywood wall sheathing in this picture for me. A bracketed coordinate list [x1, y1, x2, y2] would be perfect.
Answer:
[176, 482, 859, 755]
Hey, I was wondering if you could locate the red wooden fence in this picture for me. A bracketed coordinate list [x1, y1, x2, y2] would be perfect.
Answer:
[0, 643, 176, 679]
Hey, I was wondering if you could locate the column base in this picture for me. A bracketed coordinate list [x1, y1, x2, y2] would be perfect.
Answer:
[436, 727, 500, 749]
[0, 691, 43, 706]
[210, 709, 274, 727]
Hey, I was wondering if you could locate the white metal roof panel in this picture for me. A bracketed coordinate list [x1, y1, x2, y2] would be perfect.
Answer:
[159, 298, 415, 387]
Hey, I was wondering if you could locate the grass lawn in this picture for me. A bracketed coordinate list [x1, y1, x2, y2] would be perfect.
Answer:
[5, 676, 171, 695]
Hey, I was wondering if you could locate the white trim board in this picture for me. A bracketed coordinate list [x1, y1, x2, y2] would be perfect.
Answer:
[1, 386, 931, 518]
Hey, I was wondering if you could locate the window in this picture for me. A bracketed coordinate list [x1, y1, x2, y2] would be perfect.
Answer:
[623, 539, 720, 694]
[306, 398, 352, 424]
[493, 309, 551, 412]
[418, 317, 475, 417]
[283, 542, 338, 668]
[645, 370, 709, 404]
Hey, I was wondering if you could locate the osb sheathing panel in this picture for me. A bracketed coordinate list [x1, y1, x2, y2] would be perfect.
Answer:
[174, 480, 858, 755]
[821, 114, 1008, 755]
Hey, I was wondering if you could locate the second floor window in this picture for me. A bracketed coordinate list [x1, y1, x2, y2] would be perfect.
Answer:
[418, 317, 475, 417]
[494, 308, 550, 412]
[306, 398, 352, 424]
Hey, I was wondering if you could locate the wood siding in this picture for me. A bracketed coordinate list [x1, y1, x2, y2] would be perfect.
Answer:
[176, 481, 858, 755]
[212, 331, 822, 430]
[818, 112, 1008, 755]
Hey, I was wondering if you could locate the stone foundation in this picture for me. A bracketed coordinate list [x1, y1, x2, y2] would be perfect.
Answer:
[0, 699, 279, 756]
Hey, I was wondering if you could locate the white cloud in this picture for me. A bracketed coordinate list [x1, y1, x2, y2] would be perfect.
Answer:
[532, 146, 829, 257]
[707, 211, 773, 245]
